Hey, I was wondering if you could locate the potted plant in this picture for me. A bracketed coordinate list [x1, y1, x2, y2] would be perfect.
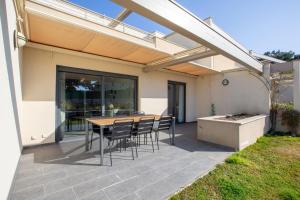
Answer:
[108, 103, 114, 117]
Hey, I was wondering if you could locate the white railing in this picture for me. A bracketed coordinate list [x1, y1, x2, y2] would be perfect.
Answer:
[29, 0, 155, 42]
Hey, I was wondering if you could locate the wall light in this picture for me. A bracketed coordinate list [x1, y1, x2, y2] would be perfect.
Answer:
[13, 30, 26, 49]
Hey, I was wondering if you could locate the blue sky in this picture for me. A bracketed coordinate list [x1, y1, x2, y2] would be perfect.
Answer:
[69, 0, 300, 54]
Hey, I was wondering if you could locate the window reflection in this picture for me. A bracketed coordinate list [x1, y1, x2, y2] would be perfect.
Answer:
[104, 77, 135, 116]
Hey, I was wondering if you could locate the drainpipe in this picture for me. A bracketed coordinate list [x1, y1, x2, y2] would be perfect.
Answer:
[263, 63, 271, 81]
[293, 60, 300, 111]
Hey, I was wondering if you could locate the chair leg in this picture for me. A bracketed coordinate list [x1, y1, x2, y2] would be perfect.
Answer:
[146, 134, 148, 145]
[149, 132, 154, 152]
[155, 131, 160, 150]
[124, 138, 127, 151]
[108, 140, 112, 166]
[168, 129, 172, 145]
[135, 136, 138, 157]
[130, 138, 134, 160]
[90, 132, 94, 150]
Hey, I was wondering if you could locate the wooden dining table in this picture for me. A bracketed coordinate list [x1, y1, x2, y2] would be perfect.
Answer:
[85, 114, 176, 165]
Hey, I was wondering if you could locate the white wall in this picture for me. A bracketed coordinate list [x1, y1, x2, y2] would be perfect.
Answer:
[0, 0, 23, 199]
[293, 61, 300, 111]
[196, 70, 270, 117]
[278, 80, 293, 103]
[22, 45, 197, 145]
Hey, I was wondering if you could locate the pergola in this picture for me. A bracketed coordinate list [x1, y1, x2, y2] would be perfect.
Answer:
[23, 0, 266, 76]
[110, 0, 263, 74]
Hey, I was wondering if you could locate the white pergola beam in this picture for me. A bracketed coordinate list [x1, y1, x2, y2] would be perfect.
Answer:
[144, 47, 217, 72]
[111, 0, 263, 73]
[109, 8, 132, 27]
[251, 52, 285, 64]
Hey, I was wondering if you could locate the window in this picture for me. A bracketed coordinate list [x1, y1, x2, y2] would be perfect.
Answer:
[56, 66, 137, 140]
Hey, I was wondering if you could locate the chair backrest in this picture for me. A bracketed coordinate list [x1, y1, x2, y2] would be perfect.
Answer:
[89, 116, 103, 133]
[92, 124, 100, 133]
[111, 119, 134, 139]
[136, 117, 155, 135]
[158, 116, 172, 130]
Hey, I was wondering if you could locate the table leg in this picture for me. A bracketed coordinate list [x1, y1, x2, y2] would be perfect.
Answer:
[85, 120, 89, 151]
[100, 126, 104, 166]
[172, 117, 175, 145]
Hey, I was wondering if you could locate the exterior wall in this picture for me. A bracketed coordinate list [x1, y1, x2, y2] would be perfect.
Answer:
[293, 61, 300, 111]
[196, 70, 270, 117]
[22, 45, 197, 146]
[278, 80, 293, 103]
[0, 0, 23, 199]
[271, 62, 293, 73]
[212, 55, 245, 71]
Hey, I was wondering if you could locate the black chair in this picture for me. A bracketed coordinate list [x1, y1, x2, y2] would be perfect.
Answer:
[106, 119, 135, 166]
[89, 115, 110, 150]
[89, 125, 111, 150]
[132, 117, 155, 157]
[153, 116, 173, 150]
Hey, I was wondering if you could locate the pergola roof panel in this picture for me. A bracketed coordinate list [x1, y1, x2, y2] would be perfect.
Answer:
[28, 13, 96, 51]
[167, 63, 216, 76]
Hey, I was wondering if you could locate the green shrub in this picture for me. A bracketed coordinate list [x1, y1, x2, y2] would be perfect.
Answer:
[273, 102, 294, 111]
[281, 109, 300, 135]
[225, 154, 253, 167]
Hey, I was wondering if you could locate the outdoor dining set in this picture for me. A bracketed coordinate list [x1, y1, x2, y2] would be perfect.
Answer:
[85, 113, 176, 166]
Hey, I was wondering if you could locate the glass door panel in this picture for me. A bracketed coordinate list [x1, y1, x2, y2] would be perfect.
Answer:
[58, 72, 102, 138]
[64, 73, 85, 135]
[176, 85, 185, 123]
[168, 84, 175, 116]
[83, 76, 102, 118]
[168, 81, 186, 123]
[104, 77, 135, 116]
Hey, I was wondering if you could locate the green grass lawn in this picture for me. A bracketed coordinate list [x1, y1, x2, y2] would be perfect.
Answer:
[171, 136, 300, 200]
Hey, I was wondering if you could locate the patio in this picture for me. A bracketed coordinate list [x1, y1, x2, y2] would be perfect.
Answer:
[10, 123, 233, 200]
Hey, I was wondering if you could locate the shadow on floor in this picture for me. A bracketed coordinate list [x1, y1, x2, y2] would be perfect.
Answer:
[22, 122, 232, 167]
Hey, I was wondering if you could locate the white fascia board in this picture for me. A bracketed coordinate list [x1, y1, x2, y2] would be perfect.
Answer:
[251, 52, 285, 64]
[111, 0, 263, 73]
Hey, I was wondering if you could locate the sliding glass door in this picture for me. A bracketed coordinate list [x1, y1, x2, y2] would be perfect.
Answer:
[56, 67, 137, 141]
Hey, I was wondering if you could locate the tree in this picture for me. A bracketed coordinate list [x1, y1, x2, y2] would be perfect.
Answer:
[264, 50, 295, 61]
[294, 54, 300, 60]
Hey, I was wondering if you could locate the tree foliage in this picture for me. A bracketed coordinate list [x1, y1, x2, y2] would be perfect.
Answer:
[264, 50, 300, 61]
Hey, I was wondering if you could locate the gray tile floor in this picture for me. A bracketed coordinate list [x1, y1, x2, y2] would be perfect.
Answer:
[10, 123, 233, 200]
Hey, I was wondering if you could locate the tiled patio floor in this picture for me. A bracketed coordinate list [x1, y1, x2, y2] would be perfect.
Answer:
[10, 123, 233, 200]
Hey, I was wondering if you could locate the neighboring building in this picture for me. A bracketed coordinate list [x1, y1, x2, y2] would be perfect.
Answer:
[0, 0, 286, 198]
